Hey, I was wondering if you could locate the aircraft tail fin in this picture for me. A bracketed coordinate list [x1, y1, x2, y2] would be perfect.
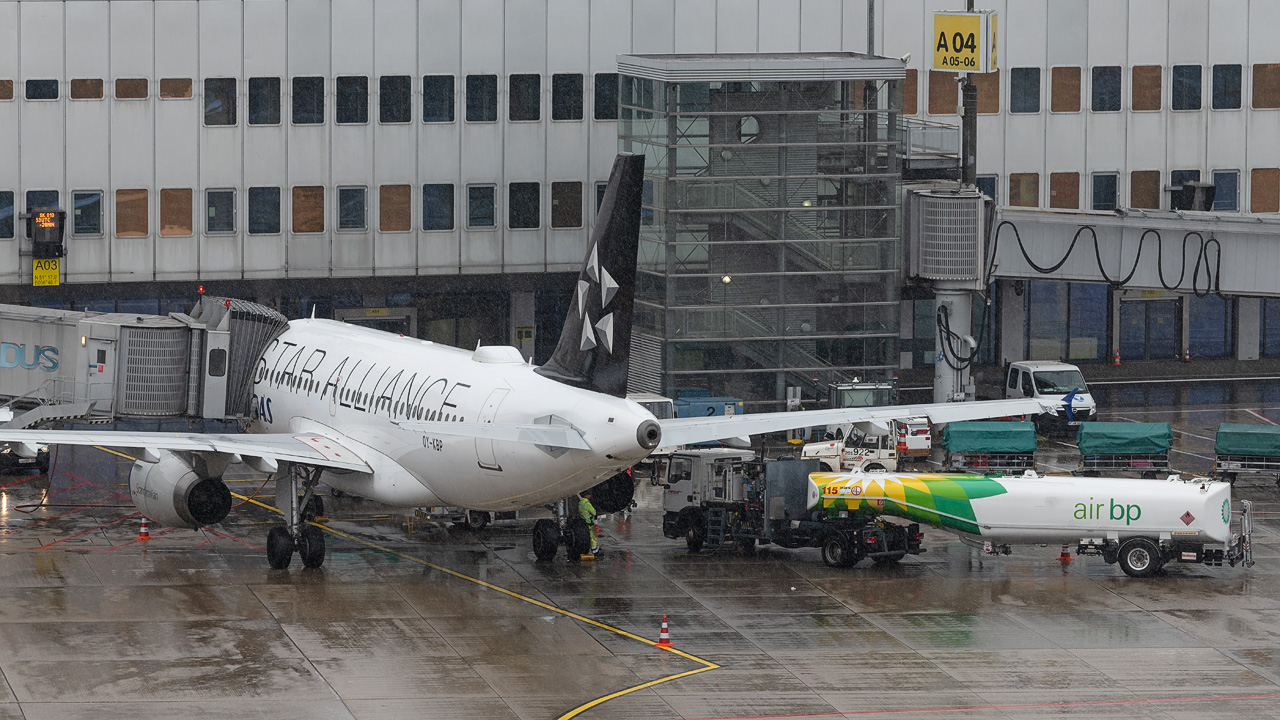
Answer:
[534, 153, 645, 397]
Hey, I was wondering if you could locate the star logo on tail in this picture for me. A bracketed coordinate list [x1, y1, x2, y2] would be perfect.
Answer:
[574, 242, 618, 353]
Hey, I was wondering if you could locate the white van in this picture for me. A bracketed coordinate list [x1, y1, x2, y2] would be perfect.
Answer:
[1003, 361, 1097, 433]
[892, 417, 932, 458]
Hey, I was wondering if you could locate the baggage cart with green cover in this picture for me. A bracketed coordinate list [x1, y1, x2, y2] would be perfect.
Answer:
[1074, 422, 1172, 478]
[941, 421, 1037, 473]
[1214, 423, 1280, 484]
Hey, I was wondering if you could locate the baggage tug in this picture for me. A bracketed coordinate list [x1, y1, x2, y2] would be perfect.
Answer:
[816, 471, 1254, 577]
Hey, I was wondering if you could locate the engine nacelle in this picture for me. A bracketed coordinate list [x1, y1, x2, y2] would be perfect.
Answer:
[130, 451, 232, 528]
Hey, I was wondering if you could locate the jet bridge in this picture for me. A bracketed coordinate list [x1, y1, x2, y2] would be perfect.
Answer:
[0, 297, 287, 427]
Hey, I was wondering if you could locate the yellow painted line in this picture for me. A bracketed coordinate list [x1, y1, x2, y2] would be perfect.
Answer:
[231, 491, 720, 717]
[94, 446, 138, 461]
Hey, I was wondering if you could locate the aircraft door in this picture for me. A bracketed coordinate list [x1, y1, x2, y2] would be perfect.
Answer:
[475, 388, 510, 471]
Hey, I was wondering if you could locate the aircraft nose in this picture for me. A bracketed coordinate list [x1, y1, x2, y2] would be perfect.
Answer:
[636, 420, 662, 450]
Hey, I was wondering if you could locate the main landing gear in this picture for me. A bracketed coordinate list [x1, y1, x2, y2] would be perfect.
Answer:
[531, 497, 593, 562]
[266, 463, 327, 570]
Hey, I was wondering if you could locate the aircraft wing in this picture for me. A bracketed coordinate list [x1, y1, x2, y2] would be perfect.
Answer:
[0, 430, 372, 472]
[656, 397, 1055, 448]
[394, 421, 590, 450]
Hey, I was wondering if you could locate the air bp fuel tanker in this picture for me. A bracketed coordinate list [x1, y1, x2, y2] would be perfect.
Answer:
[813, 471, 1254, 578]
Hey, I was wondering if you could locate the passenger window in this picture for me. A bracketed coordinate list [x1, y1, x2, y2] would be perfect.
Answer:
[208, 349, 227, 378]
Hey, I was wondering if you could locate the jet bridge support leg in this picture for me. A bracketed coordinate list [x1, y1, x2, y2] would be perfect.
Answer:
[266, 463, 327, 570]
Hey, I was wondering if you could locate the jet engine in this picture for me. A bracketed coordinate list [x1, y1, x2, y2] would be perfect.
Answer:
[130, 451, 232, 528]
[589, 468, 635, 514]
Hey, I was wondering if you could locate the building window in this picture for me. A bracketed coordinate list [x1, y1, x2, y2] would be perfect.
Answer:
[928, 70, 957, 115]
[1211, 171, 1238, 212]
[204, 78, 237, 125]
[975, 175, 998, 203]
[1050, 67, 1080, 113]
[70, 79, 103, 100]
[115, 189, 148, 237]
[115, 78, 147, 99]
[337, 187, 366, 230]
[467, 185, 496, 228]
[379, 75, 411, 124]
[1251, 168, 1279, 213]
[595, 182, 608, 213]
[551, 182, 582, 228]
[1253, 64, 1280, 109]
[248, 187, 281, 234]
[1130, 170, 1161, 209]
[72, 191, 102, 235]
[1131, 65, 1162, 111]
[160, 78, 192, 99]
[1049, 172, 1079, 208]
[248, 77, 281, 125]
[1188, 294, 1234, 358]
[1212, 64, 1242, 110]
[466, 74, 497, 122]
[0, 80, 12, 100]
[1008, 173, 1039, 207]
[1091, 173, 1118, 211]
[423, 75, 455, 122]
[292, 186, 325, 233]
[336, 76, 368, 124]
[0, 192, 12, 238]
[1263, 299, 1280, 356]
[293, 77, 325, 125]
[25, 79, 58, 100]
[551, 74, 583, 120]
[594, 73, 619, 120]
[509, 182, 539, 229]
[379, 185, 411, 232]
[1171, 170, 1201, 190]
[1091, 66, 1121, 112]
[974, 70, 999, 114]
[160, 188, 193, 236]
[206, 189, 235, 233]
[26, 190, 58, 212]
[1010, 68, 1041, 113]
[509, 74, 540, 121]
[1171, 65, 1201, 110]
[422, 184, 454, 230]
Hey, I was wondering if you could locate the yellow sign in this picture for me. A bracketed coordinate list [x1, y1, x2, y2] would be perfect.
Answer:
[364, 307, 389, 317]
[32, 258, 59, 287]
[933, 11, 998, 73]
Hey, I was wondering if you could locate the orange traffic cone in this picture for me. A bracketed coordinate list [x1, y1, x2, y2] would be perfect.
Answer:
[1058, 544, 1072, 565]
[137, 517, 151, 541]
[1183, 349, 1191, 362]
[1113, 349, 1121, 366]
[656, 615, 672, 647]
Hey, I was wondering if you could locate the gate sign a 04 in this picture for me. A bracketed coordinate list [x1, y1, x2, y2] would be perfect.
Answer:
[932, 10, 998, 74]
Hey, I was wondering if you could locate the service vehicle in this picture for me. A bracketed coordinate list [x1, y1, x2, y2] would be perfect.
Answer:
[1003, 361, 1096, 433]
[627, 392, 681, 481]
[940, 421, 1037, 474]
[824, 378, 898, 440]
[1075, 422, 1172, 478]
[659, 449, 923, 567]
[816, 470, 1253, 578]
[1214, 423, 1280, 484]
[801, 430, 899, 472]
[893, 417, 932, 458]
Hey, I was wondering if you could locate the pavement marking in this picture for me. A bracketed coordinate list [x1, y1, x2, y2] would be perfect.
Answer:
[230, 490, 721, 720]
[1246, 408, 1278, 425]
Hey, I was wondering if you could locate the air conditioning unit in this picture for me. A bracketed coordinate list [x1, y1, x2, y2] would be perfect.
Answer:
[907, 190, 985, 289]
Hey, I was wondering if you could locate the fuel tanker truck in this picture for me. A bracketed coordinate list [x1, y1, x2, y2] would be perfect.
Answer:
[814, 470, 1254, 578]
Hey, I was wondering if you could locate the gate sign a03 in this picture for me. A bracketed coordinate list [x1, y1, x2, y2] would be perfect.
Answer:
[932, 10, 998, 73]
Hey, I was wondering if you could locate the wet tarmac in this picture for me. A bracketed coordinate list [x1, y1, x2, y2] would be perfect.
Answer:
[0, 397, 1278, 719]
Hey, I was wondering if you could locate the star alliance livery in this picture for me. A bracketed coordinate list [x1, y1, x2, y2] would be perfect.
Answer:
[0, 154, 1054, 568]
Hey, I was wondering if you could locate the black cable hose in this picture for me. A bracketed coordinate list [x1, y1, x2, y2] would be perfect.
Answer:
[935, 300, 989, 372]
[987, 221, 1224, 298]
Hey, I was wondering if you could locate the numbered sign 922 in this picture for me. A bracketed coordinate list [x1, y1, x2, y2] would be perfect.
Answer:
[932, 11, 997, 74]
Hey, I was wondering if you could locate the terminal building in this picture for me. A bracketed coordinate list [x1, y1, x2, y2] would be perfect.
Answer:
[1, 0, 1278, 410]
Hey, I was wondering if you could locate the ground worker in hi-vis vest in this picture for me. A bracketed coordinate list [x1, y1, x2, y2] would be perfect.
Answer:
[578, 490, 598, 554]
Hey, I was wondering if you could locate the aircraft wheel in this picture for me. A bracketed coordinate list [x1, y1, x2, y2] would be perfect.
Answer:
[298, 525, 326, 569]
[821, 533, 856, 568]
[532, 519, 559, 561]
[567, 518, 593, 559]
[266, 527, 295, 570]
[1117, 537, 1162, 578]
[463, 511, 490, 531]
[684, 511, 706, 552]
[303, 495, 325, 521]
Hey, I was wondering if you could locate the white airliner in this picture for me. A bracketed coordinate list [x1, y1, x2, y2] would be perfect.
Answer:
[0, 154, 1053, 568]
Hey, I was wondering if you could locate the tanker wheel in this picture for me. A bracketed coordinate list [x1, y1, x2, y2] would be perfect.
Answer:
[821, 534, 856, 568]
[1117, 537, 1163, 578]
[819, 463, 834, 473]
[684, 511, 707, 552]
[532, 519, 559, 561]
[297, 525, 326, 569]
[739, 537, 757, 556]
[865, 463, 886, 472]
[566, 518, 592, 559]
[266, 527, 295, 570]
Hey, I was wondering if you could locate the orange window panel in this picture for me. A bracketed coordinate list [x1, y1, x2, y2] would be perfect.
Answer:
[974, 69, 1000, 114]
[1251, 168, 1280, 213]
[292, 186, 325, 233]
[1051, 67, 1081, 112]
[928, 70, 958, 115]
[160, 188, 193, 236]
[903, 69, 918, 115]
[1049, 172, 1080, 209]
[1132, 65, 1162, 111]
[1009, 173, 1039, 207]
[1253, 64, 1280, 109]
[1130, 171, 1161, 209]
[379, 185, 412, 232]
[115, 189, 149, 237]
